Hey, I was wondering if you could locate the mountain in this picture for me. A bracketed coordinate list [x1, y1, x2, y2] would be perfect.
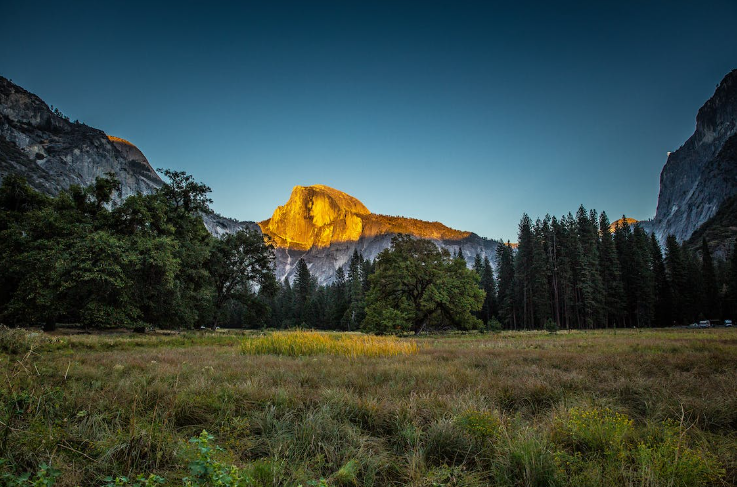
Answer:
[0, 76, 162, 197]
[647, 69, 737, 245]
[684, 194, 737, 258]
[260, 185, 500, 284]
[0, 77, 498, 285]
[0, 76, 255, 237]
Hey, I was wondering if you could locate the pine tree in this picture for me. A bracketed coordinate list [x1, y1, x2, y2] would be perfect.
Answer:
[598, 212, 626, 327]
[701, 238, 719, 319]
[726, 247, 737, 318]
[651, 235, 672, 327]
[631, 226, 655, 327]
[496, 241, 516, 329]
[575, 206, 604, 328]
[481, 256, 497, 323]
[293, 258, 312, 324]
[515, 214, 536, 328]
[665, 235, 687, 324]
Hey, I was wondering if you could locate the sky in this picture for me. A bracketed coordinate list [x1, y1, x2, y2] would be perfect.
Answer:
[1, 1, 736, 241]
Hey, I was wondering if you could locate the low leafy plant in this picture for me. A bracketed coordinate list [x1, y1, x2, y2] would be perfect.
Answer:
[0, 461, 60, 487]
[183, 430, 252, 486]
[551, 407, 633, 456]
[103, 474, 166, 487]
[634, 420, 724, 486]
[455, 410, 501, 442]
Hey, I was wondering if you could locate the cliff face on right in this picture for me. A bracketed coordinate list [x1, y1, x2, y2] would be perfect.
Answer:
[649, 69, 737, 246]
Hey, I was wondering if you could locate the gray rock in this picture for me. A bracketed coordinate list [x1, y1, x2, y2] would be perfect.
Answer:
[650, 69, 737, 243]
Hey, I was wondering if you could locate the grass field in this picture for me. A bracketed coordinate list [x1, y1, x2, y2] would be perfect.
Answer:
[1, 327, 735, 486]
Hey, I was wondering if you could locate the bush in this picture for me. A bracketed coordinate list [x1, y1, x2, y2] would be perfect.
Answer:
[488, 317, 503, 333]
[544, 319, 559, 334]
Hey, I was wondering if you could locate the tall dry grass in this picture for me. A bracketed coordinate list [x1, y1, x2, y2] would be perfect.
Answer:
[0, 327, 735, 486]
[240, 330, 419, 358]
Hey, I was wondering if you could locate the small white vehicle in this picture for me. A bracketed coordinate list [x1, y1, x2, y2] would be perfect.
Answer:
[725, 319, 733, 327]
[698, 320, 711, 328]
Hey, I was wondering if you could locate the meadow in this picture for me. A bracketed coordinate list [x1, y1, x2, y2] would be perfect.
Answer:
[1, 327, 735, 486]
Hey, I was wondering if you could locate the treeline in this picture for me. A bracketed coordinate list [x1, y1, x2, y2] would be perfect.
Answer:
[496, 207, 737, 330]
[2, 171, 736, 332]
[259, 251, 374, 330]
[0, 172, 275, 330]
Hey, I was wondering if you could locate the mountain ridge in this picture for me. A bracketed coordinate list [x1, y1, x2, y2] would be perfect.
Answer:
[648, 69, 737, 245]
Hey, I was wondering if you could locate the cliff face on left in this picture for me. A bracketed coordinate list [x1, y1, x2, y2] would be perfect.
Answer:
[0, 76, 162, 198]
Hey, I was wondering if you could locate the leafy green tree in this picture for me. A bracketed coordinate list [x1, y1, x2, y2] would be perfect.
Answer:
[362, 235, 484, 334]
[208, 229, 275, 329]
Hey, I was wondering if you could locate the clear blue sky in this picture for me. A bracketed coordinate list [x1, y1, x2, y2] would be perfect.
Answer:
[2, 1, 736, 241]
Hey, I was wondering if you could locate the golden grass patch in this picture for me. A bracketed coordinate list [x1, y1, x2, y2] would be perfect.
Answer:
[240, 330, 419, 358]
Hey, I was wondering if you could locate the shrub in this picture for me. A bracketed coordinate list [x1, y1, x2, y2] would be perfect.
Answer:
[544, 319, 559, 334]
[240, 331, 418, 358]
[488, 317, 503, 333]
[551, 407, 633, 457]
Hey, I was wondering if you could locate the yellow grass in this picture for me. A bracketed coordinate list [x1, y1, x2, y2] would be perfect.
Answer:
[240, 330, 419, 357]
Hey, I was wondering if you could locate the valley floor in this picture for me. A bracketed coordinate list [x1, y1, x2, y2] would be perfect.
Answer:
[2, 327, 736, 486]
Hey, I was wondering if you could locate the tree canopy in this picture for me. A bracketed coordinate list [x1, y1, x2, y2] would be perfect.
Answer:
[362, 234, 484, 334]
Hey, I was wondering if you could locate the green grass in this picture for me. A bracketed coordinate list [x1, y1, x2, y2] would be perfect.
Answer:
[1, 327, 736, 486]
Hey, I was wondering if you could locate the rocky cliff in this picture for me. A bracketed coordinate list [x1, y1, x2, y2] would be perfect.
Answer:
[0, 76, 256, 237]
[260, 185, 500, 284]
[0, 76, 162, 198]
[649, 69, 737, 244]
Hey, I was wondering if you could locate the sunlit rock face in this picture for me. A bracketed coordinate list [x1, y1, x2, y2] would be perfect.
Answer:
[649, 69, 737, 244]
[260, 185, 369, 250]
[260, 184, 498, 284]
[0, 76, 162, 199]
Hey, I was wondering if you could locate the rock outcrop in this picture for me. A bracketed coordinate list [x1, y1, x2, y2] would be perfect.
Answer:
[0, 76, 257, 238]
[260, 185, 499, 284]
[0, 76, 162, 198]
[649, 69, 737, 243]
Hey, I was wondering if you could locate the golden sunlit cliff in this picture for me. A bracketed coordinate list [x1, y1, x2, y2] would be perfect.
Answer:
[609, 217, 639, 233]
[259, 185, 471, 250]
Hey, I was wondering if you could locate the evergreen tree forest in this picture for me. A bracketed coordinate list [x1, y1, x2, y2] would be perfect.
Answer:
[499, 206, 737, 330]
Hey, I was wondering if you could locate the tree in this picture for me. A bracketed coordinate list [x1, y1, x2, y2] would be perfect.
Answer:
[474, 254, 497, 325]
[363, 235, 484, 334]
[158, 169, 213, 214]
[701, 238, 719, 319]
[651, 234, 672, 327]
[665, 235, 688, 324]
[208, 229, 275, 329]
[598, 212, 626, 327]
[496, 241, 517, 329]
[293, 258, 313, 324]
